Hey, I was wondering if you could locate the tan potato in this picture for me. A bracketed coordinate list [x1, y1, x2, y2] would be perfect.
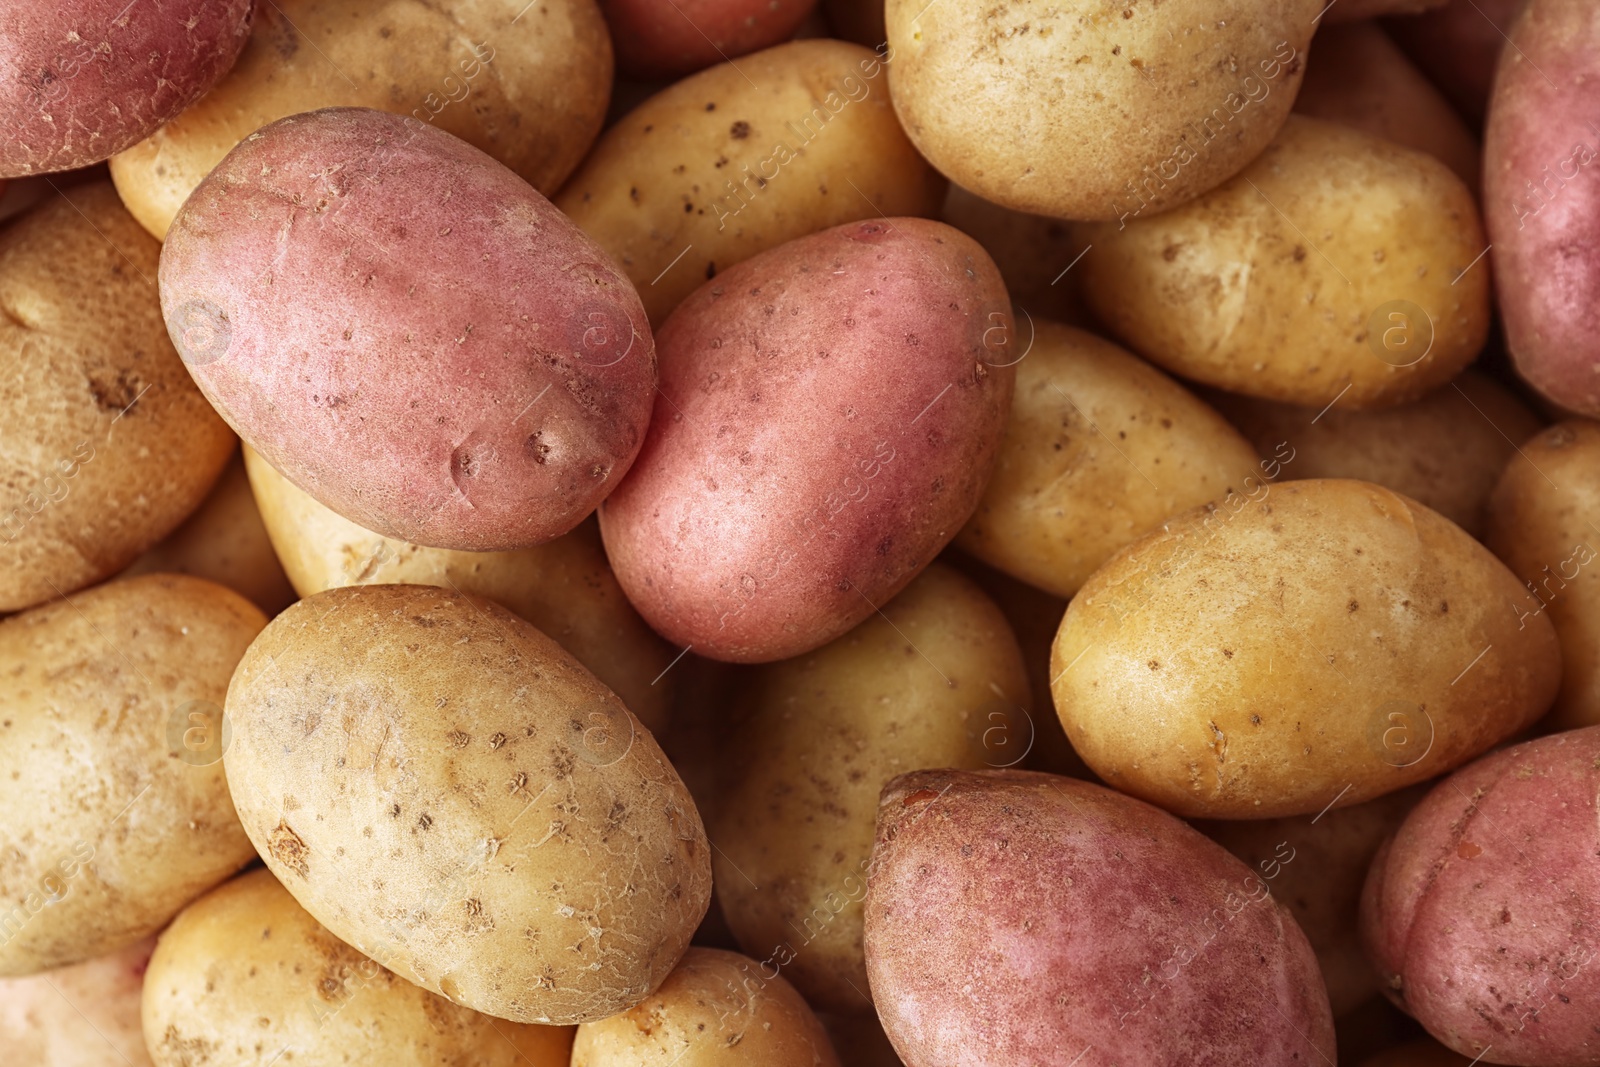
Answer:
[1050, 479, 1561, 819]
[956, 322, 1261, 599]
[0, 574, 265, 975]
[940, 186, 1091, 326]
[0, 937, 155, 1067]
[1080, 116, 1490, 409]
[555, 39, 946, 326]
[711, 563, 1030, 1013]
[143, 869, 573, 1067]
[243, 446, 672, 734]
[109, 0, 612, 239]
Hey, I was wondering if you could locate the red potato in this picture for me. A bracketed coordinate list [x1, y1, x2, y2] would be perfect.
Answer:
[0, 937, 154, 1067]
[159, 107, 656, 553]
[600, 0, 820, 80]
[0, 0, 252, 177]
[863, 770, 1336, 1066]
[599, 217, 1015, 663]
[1388, 0, 1528, 124]
[1361, 727, 1600, 1065]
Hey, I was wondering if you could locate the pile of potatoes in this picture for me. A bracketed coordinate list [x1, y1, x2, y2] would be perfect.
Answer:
[4, 0, 1600, 1064]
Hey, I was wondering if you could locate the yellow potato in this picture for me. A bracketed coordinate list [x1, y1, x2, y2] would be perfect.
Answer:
[957, 322, 1262, 599]
[0, 938, 155, 1067]
[1051, 479, 1560, 818]
[143, 869, 573, 1067]
[1080, 116, 1490, 409]
[555, 39, 946, 326]
[940, 185, 1090, 326]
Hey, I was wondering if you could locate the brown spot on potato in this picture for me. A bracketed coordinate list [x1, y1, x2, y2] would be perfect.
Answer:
[268, 821, 310, 877]
[730, 121, 750, 139]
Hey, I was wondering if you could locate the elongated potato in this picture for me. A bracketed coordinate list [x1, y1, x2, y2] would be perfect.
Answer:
[0, 938, 155, 1067]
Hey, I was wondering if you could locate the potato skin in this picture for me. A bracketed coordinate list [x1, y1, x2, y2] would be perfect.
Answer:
[143, 869, 574, 1067]
[863, 770, 1336, 1066]
[600, 0, 819, 80]
[1051, 480, 1561, 819]
[109, 0, 612, 239]
[556, 40, 946, 327]
[0, 183, 235, 613]
[159, 107, 656, 554]
[1360, 727, 1600, 1064]
[223, 584, 712, 1025]
[0, 937, 155, 1067]
[599, 217, 1015, 663]
[957, 322, 1260, 599]
[0, 574, 265, 976]
[0, 0, 252, 176]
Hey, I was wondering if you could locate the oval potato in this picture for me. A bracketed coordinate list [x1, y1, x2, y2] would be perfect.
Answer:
[0, 938, 155, 1067]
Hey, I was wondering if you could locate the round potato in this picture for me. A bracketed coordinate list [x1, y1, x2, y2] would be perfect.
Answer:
[1051, 479, 1561, 819]
[956, 321, 1261, 599]
[571, 947, 839, 1066]
[243, 445, 672, 733]
[1388, 0, 1527, 124]
[108, 0, 612, 240]
[556, 39, 946, 327]
[159, 107, 656, 554]
[0, 574, 265, 976]
[600, 0, 819, 80]
[0, 182, 235, 613]
[0, 937, 155, 1067]
[940, 186, 1091, 326]
[223, 584, 712, 1025]
[143, 869, 574, 1067]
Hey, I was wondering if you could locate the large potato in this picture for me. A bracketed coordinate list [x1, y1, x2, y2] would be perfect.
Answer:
[956, 322, 1261, 599]
[864, 770, 1336, 1066]
[1051, 479, 1561, 819]
[159, 107, 656, 554]
[600, 218, 1014, 663]
[885, 0, 1319, 221]
[557, 40, 946, 327]
[940, 186, 1090, 326]
[0, 937, 155, 1067]
[0, 1, 252, 176]
[600, 0, 819, 79]
[1389, 0, 1527, 124]
[109, 0, 611, 239]
[223, 584, 712, 1025]
[143, 869, 574, 1067]
[243, 445, 672, 733]
[712, 564, 1030, 1013]
[0, 574, 264, 975]
[1081, 116, 1490, 409]
[0, 182, 234, 613]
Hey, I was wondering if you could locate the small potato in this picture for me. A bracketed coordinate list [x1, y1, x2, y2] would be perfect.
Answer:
[0, 183, 235, 613]
[1388, 0, 1527, 124]
[143, 869, 574, 1067]
[0, 937, 155, 1067]
[223, 585, 711, 1025]
[600, 0, 819, 79]
[0, 574, 265, 975]
[243, 445, 672, 733]
[712, 564, 1031, 1013]
[109, 0, 612, 239]
[160, 108, 656, 554]
[956, 322, 1261, 599]
[864, 770, 1336, 1066]
[1359, 1040, 1476, 1066]
[1051, 479, 1561, 819]
[571, 948, 840, 1066]
[556, 39, 946, 327]
[940, 186, 1091, 326]
[1081, 116, 1490, 409]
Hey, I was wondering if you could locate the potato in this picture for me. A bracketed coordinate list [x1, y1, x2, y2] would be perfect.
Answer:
[0, 574, 264, 975]
[223, 584, 711, 1025]
[1080, 116, 1490, 409]
[1388, 0, 1527, 124]
[0, 1, 252, 176]
[1484, 0, 1600, 417]
[1324, 0, 1448, 23]
[599, 217, 1014, 663]
[108, 0, 611, 240]
[571, 948, 839, 1066]
[956, 322, 1261, 599]
[885, 0, 1319, 221]
[600, 0, 820, 79]
[712, 564, 1030, 1013]
[243, 445, 672, 733]
[864, 770, 1336, 1065]
[940, 186, 1091, 326]
[143, 869, 574, 1067]
[1361, 727, 1600, 1064]
[0, 183, 235, 613]
[1210, 369, 1542, 539]
[1051, 479, 1561, 819]
[159, 107, 656, 554]
[556, 39, 945, 327]
[0, 937, 154, 1067]
[1359, 1041, 1476, 1066]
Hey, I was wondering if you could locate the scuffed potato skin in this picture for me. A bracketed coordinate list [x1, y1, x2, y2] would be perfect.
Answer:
[0, 938, 155, 1067]
[600, 0, 820, 80]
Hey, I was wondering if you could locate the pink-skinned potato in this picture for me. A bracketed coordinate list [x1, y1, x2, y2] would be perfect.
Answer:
[600, 0, 819, 80]
[1360, 726, 1600, 1064]
[863, 769, 1336, 1066]
[159, 107, 656, 553]
[1388, 0, 1528, 124]
[0, 0, 252, 177]
[0, 937, 154, 1067]
[599, 217, 1015, 663]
